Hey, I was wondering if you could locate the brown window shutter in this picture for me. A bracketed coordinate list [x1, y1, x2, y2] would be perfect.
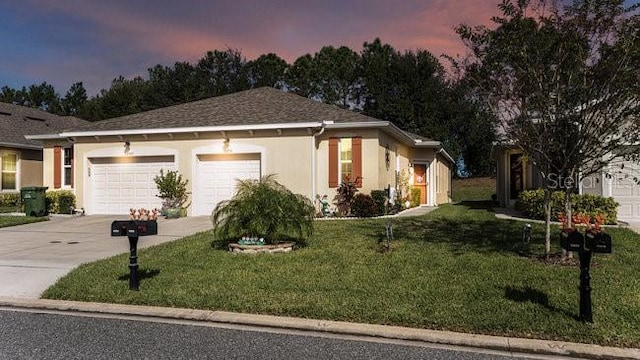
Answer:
[352, 137, 362, 187]
[328, 138, 339, 187]
[53, 146, 61, 189]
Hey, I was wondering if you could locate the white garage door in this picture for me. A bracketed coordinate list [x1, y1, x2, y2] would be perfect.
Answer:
[193, 153, 261, 216]
[89, 156, 176, 215]
[611, 158, 640, 222]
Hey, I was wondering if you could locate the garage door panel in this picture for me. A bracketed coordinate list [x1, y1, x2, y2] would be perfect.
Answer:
[89, 156, 176, 215]
[611, 157, 640, 221]
[194, 155, 261, 216]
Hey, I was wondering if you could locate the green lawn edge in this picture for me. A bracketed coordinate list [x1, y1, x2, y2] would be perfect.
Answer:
[0, 216, 48, 228]
[42, 202, 640, 348]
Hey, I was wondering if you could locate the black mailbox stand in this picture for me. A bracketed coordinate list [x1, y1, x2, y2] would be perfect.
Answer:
[111, 220, 157, 291]
[561, 229, 612, 323]
[578, 249, 593, 323]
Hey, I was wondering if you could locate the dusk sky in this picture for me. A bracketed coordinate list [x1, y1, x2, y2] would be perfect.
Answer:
[1, 1, 636, 97]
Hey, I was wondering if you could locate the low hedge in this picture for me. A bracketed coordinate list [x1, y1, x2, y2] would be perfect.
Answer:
[515, 189, 618, 224]
[351, 194, 378, 218]
[46, 190, 76, 214]
[0, 192, 21, 213]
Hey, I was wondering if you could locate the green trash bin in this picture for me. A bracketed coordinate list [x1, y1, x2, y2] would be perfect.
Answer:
[20, 186, 48, 217]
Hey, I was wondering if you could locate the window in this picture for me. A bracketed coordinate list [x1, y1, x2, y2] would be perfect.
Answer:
[340, 138, 352, 181]
[1, 153, 17, 190]
[328, 137, 361, 188]
[63, 147, 73, 186]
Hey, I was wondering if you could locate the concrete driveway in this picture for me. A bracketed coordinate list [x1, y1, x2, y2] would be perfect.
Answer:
[0, 215, 212, 298]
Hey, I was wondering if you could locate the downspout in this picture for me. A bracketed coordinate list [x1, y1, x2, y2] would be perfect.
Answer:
[311, 122, 326, 203]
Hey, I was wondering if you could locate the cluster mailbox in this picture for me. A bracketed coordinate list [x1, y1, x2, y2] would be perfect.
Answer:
[560, 230, 611, 254]
[559, 229, 612, 323]
[111, 220, 158, 290]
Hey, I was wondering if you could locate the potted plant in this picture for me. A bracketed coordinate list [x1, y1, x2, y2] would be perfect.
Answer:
[154, 169, 190, 218]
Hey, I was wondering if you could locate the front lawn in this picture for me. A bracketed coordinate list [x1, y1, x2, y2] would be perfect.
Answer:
[0, 215, 47, 228]
[452, 177, 495, 202]
[43, 203, 640, 347]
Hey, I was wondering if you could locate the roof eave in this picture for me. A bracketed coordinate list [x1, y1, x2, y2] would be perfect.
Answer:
[0, 142, 42, 150]
[60, 122, 324, 138]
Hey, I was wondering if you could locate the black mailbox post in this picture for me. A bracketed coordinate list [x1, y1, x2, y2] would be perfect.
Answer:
[560, 229, 612, 323]
[111, 220, 157, 290]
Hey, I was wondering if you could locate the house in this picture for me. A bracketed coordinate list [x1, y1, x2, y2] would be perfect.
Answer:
[0, 102, 88, 192]
[26, 87, 454, 216]
[494, 143, 640, 222]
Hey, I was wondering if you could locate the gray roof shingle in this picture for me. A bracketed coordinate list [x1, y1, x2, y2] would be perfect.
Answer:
[0, 103, 89, 149]
[71, 87, 383, 133]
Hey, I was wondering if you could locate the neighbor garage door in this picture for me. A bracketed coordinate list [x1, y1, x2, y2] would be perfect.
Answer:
[611, 157, 640, 222]
[193, 153, 261, 216]
[89, 156, 176, 215]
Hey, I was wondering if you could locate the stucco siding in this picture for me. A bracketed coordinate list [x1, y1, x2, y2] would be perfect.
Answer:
[44, 130, 313, 215]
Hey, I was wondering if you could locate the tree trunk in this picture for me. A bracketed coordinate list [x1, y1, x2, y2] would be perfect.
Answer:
[561, 189, 573, 261]
[544, 190, 552, 262]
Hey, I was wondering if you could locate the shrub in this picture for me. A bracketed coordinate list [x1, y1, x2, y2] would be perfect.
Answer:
[370, 190, 389, 216]
[46, 190, 76, 214]
[351, 194, 378, 218]
[211, 174, 315, 244]
[334, 175, 360, 216]
[154, 169, 189, 210]
[410, 187, 422, 208]
[0, 192, 21, 213]
[516, 189, 618, 224]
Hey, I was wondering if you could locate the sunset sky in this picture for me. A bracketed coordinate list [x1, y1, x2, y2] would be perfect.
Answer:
[1, 1, 636, 96]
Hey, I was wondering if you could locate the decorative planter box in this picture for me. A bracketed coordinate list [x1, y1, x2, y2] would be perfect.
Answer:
[229, 242, 295, 254]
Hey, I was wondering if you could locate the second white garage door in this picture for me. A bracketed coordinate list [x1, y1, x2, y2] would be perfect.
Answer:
[89, 156, 176, 215]
[610, 157, 640, 222]
[193, 153, 261, 216]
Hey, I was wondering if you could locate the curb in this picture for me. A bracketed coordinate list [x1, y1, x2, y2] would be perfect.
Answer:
[1, 297, 638, 359]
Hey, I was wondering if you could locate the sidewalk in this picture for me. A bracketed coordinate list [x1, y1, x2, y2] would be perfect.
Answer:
[0, 297, 638, 359]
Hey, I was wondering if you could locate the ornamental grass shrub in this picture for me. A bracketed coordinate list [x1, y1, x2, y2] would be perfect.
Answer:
[211, 174, 315, 244]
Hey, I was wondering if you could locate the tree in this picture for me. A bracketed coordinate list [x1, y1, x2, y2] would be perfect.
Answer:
[246, 53, 289, 89]
[287, 54, 319, 98]
[313, 46, 361, 108]
[61, 82, 88, 116]
[196, 49, 250, 98]
[457, 0, 640, 258]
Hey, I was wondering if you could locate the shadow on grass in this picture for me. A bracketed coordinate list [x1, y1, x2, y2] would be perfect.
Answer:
[503, 286, 577, 321]
[118, 268, 161, 281]
[456, 200, 497, 211]
[393, 217, 540, 256]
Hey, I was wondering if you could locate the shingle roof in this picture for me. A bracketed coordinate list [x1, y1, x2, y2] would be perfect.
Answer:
[0, 103, 89, 149]
[71, 87, 381, 132]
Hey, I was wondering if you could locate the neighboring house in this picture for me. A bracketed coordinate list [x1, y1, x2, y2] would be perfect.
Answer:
[494, 143, 640, 222]
[26, 87, 454, 216]
[0, 102, 88, 193]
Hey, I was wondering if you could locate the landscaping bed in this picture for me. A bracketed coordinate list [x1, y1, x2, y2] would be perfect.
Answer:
[43, 202, 640, 347]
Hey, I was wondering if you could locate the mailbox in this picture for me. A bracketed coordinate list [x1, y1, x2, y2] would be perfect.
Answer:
[560, 230, 584, 252]
[110, 219, 158, 291]
[585, 232, 612, 254]
[111, 220, 157, 237]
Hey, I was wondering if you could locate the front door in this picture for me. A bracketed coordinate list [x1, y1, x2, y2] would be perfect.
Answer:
[413, 164, 427, 204]
[509, 154, 523, 200]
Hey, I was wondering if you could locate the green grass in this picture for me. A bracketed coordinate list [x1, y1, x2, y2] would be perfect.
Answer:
[43, 202, 640, 347]
[453, 177, 495, 202]
[0, 215, 47, 228]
